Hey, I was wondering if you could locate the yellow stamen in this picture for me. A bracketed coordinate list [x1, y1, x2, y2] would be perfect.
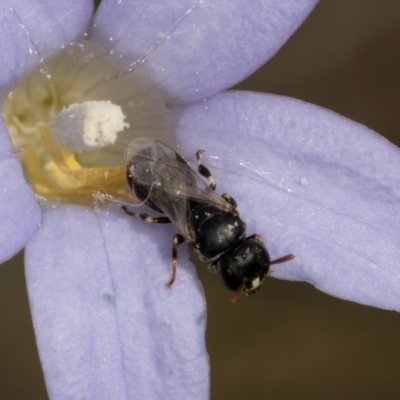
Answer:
[20, 122, 133, 205]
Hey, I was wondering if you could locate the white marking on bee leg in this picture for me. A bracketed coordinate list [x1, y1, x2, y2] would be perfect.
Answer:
[221, 193, 237, 208]
[246, 233, 264, 245]
[121, 205, 171, 223]
[196, 149, 216, 190]
[166, 234, 185, 288]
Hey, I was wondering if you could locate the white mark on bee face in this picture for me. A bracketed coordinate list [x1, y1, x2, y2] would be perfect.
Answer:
[251, 277, 261, 289]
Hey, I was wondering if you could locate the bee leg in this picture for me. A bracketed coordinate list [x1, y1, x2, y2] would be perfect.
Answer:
[208, 263, 218, 274]
[246, 233, 264, 243]
[196, 149, 216, 190]
[221, 193, 237, 208]
[121, 205, 171, 223]
[166, 234, 185, 288]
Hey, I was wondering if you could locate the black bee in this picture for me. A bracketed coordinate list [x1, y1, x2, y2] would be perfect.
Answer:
[122, 138, 294, 302]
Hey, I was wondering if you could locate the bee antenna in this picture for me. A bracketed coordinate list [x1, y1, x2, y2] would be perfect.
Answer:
[269, 254, 295, 266]
[230, 284, 244, 304]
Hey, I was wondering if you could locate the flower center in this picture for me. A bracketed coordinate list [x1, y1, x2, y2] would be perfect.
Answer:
[2, 41, 167, 205]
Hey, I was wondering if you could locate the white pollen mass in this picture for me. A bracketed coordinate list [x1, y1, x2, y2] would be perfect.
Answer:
[49, 100, 129, 152]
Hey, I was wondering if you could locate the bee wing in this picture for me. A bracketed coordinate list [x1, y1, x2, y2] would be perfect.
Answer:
[153, 140, 233, 209]
[126, 138, 233, 240]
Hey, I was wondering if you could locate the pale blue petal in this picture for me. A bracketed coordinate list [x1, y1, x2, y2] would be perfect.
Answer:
[165, 91, 400, 311]
[0, 120, 41, 263]
[0, 0, 93, 98]
[25, 205, 208, 399]
[92, 0, 318, 104]
[0, 0, 93, 259]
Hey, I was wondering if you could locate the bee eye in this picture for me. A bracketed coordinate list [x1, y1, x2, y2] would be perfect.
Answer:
[126, 166, 134, 190]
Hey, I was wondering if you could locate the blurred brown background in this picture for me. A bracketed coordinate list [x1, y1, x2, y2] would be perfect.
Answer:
[1, 1, 400, 399]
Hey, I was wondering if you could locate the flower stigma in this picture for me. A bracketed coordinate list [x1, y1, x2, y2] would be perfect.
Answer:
[2, 40, 168, 206]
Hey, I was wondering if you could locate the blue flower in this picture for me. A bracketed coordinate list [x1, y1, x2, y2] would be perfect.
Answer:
[2, 1, 400, 399]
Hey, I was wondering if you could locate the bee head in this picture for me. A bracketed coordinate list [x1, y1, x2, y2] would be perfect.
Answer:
[213, 238, 270, 301]
[212, 238, 294, 302]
